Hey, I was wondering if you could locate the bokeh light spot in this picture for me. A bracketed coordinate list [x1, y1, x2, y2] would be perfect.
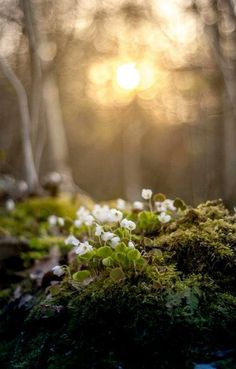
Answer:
[116, 62, 141, 91]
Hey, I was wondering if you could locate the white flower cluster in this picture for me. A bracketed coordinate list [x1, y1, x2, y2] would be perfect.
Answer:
[155, 200, 175, 223]
[140, 188, 174, 224]
[65, 234, 94, 255]
[92, 205, 123, 223]
[94, 217, 136, 247]
[157, 212, 171, 223]
[95, 225, 121, 247]
[74, 241, 93, 256]
[48, 215, 65, 227]
[74, 207, 94, 227]
[74, 204, 124, 228]
[51, 188, 177, 279]
[155, 199, 176, 213]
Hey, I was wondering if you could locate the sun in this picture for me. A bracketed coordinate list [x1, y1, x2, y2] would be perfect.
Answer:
[116, 62, 141, 91]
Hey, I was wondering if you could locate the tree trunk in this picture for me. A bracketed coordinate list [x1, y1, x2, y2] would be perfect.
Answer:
[0, 56, 38, 192]
[23, 0, 75, 190]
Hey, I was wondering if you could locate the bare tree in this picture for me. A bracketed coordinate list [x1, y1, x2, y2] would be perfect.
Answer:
[21, 0, 75, 189]
[0, 55, 39, 192]
[0, 0, 75, 191]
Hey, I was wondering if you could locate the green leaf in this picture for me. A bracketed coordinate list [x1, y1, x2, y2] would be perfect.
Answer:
[143, 237, 153, 246]
[153, 193, 166, 202]
[115, 252, 127, 265]
[127, 249, 141, 261]
[135, 258, 147, 268]
[72, 270, 91, 282]
[138, 211, 160, 231]
[138, 211, 151, 228]
[173, 198, 186, 210]
[110, 267, 125, 282]
[102, 256, 114, 267]
[78, 250, 95, 260]
[115, 242, 127, 253]
[97, 246, 113, 258]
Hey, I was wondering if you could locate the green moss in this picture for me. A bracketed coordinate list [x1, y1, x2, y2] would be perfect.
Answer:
[0, 196, 77, 238]
[1, 198, 236, 368]
[0, 196, 78, 271]
[20, 236, 69, 267]
[0, 276, 235, 369]
[153, 207, 236, 287]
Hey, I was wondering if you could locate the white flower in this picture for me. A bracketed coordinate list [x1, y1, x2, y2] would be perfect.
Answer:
[101, 231, 115, 242]
[48, 215, 65, 227]
[110, 208, 123, 222]
[141, 189, 153, 200]
[65, 235, 80, 246]
[126, 221, 136, 231]
[74, 219, 82, 228]
[155, 202, 167, 213]
[75, 206, 94, 227]
[92, 204, 110, 223]
[76, 206, 90, 219]
[84, 214, 94, 226]
[48, 215, 58, 226]
[116, 198, 126, 211]
[57, 217, 65, 226]
[110, 236, 121, 248]
[164, 199, 176, 212]
[5, 199, 15, 211]
[120, 218, 136, 231]
[52, 265, 65, 277]
[74, 241, 93, 256]
[133, 201, 144, 211]
[128, 241, 135, 249]
[120, 219, 129, 228]
[158, 212, 171, 224]
[92, 205, 123, 224]
[95, 224, 103, 237]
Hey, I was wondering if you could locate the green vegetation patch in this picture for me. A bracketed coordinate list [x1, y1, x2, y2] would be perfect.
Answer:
[0, 194, 236, 368]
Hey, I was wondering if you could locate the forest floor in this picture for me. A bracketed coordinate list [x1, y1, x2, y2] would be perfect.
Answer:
[0, 193, 236, 369]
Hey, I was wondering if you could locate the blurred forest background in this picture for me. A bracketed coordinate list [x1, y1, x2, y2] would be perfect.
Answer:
[1, 0, 236, 206]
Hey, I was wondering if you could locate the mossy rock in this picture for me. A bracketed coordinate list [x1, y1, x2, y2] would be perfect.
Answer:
[0, 196, 77, 238]
[0, 277, 236, 369]
[0, 198, 236, 368]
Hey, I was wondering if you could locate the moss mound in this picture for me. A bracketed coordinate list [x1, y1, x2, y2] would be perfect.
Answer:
[0, 197, 236, 369]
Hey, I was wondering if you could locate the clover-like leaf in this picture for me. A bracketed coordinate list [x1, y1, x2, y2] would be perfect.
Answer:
[78, 250, 95, 261]
[102, 256, 114, 267]
[143, 237, 153, 246]
[72, 270, 91, 282]
[115, 242, 127, 253]
[135, 258, 147, 268]
[110, 267, 125, 281]
[127, 249, 141, 261]
[97, 246, 113, 258]
[115, 252, 127, 265]
[173, 198, 186, 210]
[153, 193, 166, 202]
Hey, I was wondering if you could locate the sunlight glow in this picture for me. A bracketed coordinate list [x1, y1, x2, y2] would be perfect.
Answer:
[116, 63, 141, 91]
